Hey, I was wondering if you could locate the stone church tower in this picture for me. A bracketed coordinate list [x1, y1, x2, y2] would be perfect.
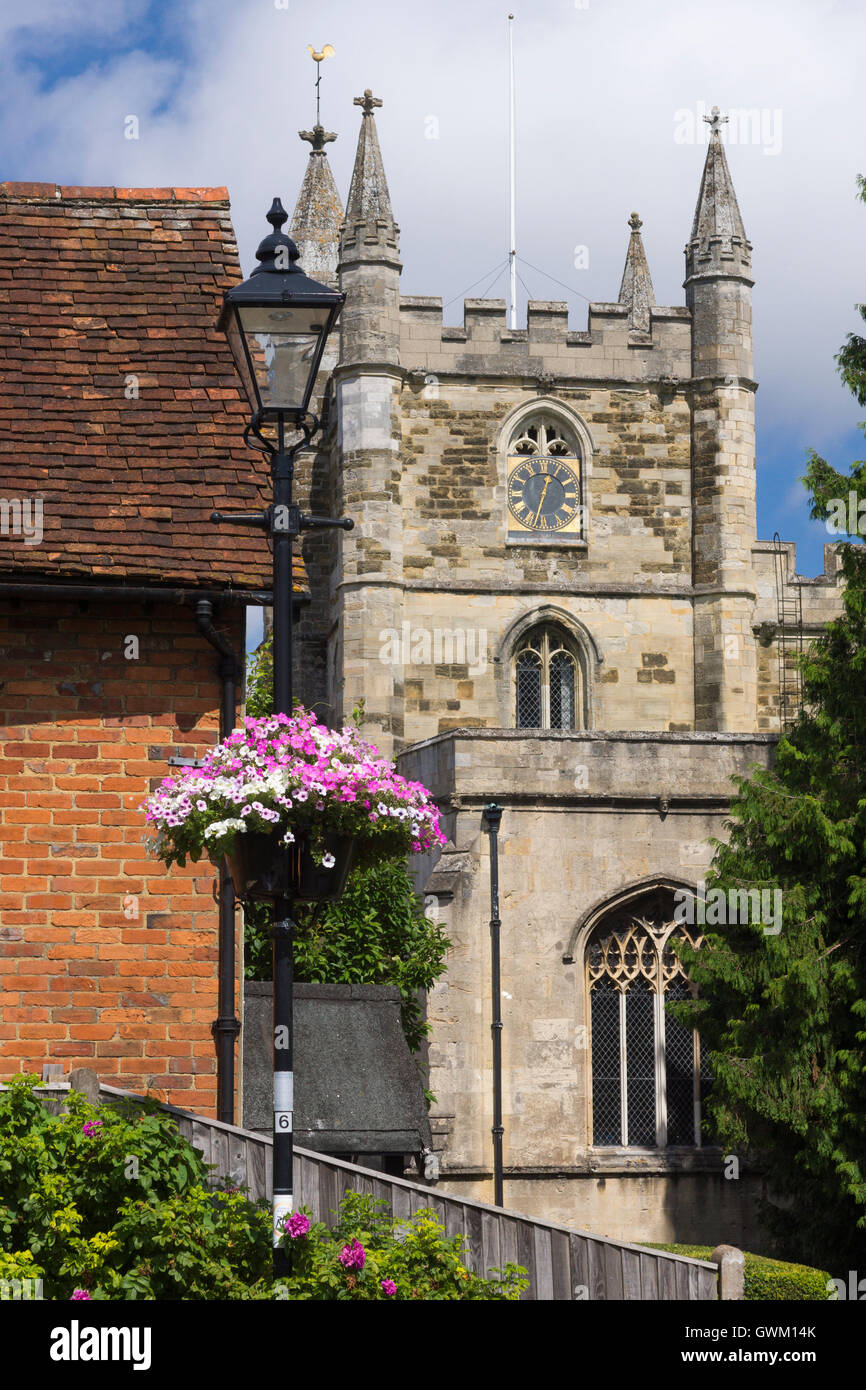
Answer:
[288, 97, 843, 1247]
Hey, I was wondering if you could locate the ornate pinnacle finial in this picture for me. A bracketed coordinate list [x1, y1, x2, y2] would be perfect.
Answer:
[703, 105, 728, 137]
[299, 124, 337, 152]
[266, 197, 288, 231]
[628, 211, 643, 232]
[354, 88, 382, 115]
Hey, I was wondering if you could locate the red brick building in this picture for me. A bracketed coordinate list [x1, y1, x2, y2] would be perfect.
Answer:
[0, 183, 301, 1115]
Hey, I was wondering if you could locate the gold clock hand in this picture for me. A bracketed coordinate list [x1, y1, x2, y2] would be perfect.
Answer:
[532, 476, 551, 527]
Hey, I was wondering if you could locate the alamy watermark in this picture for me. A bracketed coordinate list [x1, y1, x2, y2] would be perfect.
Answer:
[379, 623, 488, 675]
[674, 101, 782, 157]
[827, 1271, 866, 1299]
[1, 1276, 43, 1300]
[0, 497, 43, 546]
[674, 880, 782, 935]
[824, 492, 866, 536]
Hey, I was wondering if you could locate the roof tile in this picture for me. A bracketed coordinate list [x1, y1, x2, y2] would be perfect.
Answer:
[0, 185, 305, 593]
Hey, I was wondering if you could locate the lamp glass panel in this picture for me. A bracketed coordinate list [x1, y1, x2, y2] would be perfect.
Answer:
[248, 330, 319, 413]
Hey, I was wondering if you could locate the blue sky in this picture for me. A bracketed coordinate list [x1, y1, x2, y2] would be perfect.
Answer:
[2, 0, 864, 580]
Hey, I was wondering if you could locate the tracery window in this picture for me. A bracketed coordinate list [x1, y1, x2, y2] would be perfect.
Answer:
[587, 890, 707, 1148]
[511, 416, 577, 458]
[515, 625, 580, 730]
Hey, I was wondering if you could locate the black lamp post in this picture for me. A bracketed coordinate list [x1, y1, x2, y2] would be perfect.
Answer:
[212, 197, 349, 1275]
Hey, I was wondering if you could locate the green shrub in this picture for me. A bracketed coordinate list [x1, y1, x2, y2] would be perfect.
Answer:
[245, 855, 450, 1056]
[645, 1243, 832, 1300]
[1, 1080, 526, 1301]
[0, 1076, 272, 1300]
[272, 1191, 528, 1301]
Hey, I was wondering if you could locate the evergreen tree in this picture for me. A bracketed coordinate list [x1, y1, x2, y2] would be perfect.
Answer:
[673, 176, 866, 1273]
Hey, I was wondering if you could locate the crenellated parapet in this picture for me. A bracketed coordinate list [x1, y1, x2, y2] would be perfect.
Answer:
[398, 295, 692, 381]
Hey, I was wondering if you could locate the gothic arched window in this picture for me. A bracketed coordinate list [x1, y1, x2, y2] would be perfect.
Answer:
[587, 890, 708, 1148]
[511, 415, 578, 458]
[514, 625, 581, 730]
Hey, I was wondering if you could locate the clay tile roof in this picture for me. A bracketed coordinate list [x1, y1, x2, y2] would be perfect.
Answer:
[0, 182, 305, 593]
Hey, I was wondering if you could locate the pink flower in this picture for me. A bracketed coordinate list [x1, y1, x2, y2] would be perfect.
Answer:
[339, 1239, 366, 1271]
[71, 1289, 92, 1300]
[283, 1211, 311, 1239]
[81, 1120, 102, 1137]
[381, 1278, 397, 1296]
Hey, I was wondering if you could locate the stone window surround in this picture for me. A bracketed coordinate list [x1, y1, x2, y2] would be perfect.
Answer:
[498, 396, 594, 551]
[494, 604, 603, 730]
[566, 876, 707, 1158]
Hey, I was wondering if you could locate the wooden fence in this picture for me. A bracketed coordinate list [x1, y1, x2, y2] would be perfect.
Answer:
[5, 1071, 729, 1300]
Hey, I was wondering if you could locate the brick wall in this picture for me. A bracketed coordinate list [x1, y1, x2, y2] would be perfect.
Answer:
[0, 597, 244, 1113]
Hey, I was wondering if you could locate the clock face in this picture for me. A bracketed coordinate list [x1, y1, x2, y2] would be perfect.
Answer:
[507, 456, 581, 533]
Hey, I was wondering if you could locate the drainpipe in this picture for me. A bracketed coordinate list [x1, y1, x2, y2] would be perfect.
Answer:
[196, 599, 242, 1125]
[482, 803, 505, 1206]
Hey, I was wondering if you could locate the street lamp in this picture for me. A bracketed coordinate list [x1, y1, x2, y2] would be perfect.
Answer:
[213, 197, 350, 1276]
[220, 197, 344, 423]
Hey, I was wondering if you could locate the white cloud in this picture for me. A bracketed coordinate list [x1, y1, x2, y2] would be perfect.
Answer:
[0, 0, 863, 572]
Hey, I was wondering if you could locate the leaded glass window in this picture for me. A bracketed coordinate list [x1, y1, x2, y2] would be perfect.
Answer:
[587, 891, 705, 1148]
[514, 626, 580, 730]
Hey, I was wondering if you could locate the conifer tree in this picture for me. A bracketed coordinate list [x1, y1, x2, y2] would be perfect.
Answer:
[673, 176, 866, 1273]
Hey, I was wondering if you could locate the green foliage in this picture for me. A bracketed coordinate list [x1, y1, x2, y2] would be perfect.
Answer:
[646, 1245, 831, 1301]
[245, 856, 450, 1054]
[245, 631, 274, 719]
[1, 1082, 523, 1301]
[0, 1247, 44, 1285]
[0, 1077, 272, 1300]
[273, 1192, 527, 1301]
[243, 642, 450, 1052]
[670, 176, 866, 1273]
[835, 174, 866, 409]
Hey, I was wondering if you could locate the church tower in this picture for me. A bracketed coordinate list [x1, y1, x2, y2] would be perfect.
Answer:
[331, 90, 405, 752]
[685, 107, 757, 731]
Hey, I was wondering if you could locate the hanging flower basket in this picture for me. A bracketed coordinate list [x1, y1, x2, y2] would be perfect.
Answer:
[225, 827, 356, 904]
[142, 707, 446, 899]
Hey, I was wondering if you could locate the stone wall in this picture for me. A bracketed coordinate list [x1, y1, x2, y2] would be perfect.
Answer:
[398, 729, 776, 1248]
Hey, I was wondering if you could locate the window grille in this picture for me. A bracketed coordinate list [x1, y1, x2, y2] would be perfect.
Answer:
[588, 892, 704, 1148]
[514, 626, 580, 730]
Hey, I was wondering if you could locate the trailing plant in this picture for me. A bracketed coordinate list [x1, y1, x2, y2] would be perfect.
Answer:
[240, 647, 450, 1055]
[143, 708, 446, 870]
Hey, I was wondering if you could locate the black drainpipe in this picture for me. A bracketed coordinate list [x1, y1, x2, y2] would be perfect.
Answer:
[195, 600, 242, 1125]
[482, 802, 505, 1206]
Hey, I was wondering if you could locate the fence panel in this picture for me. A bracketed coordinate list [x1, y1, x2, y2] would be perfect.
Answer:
[8, 1080, 724, 1302]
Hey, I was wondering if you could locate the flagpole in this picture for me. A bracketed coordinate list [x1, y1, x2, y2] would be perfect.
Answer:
[507, 13, 517, 330]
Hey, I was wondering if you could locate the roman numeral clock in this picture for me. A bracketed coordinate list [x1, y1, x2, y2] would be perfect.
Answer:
[506, 416, 584, 542]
